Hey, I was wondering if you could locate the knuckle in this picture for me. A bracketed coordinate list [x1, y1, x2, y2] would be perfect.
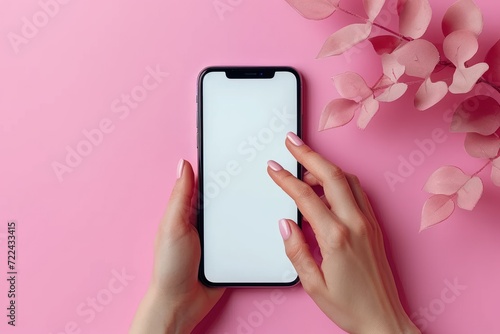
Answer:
[327, 224, 350, 249]
[281, 173, 297, 184]
[302, 279, 322, 297]
[301, 146, 316, 158]
[326, 165, 345, 181]
[350, 174, 361, 186]
[285, 244, 322, 296]
[293, 182, 316, 201]
[174, 188, 193, 207]
[286, 241, 307, 264]
[351, 218, 371, 238]
[176, 197, 193, 219]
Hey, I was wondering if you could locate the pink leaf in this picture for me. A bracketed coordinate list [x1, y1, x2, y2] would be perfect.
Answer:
[424, 165, 471, 195]
[398, 0, 432, 39]
[450, 96, 500, 135]
[492, 157, 500, 187]
[356, 96, 380, 129]
[415, 78, 448, 110]
[442, 0, 483, 36]
[319, 99, 359, 130]
[376, 82, 408, 102]
[443, 30, 479, 66]
[484, 39, 500, 85]
[394, 39, 439, 78]
[369, 35, 403, 55]
[381, 53, 405, 82]
[363, 0, 385, 21]
[420, 194, 455, 231]
[464, 132, 500, 158]
[317, 23, 372, 58]
[450, 63, 489, 94]
[443, 30, 489, 94]
[373, 75, 394, 91]
[333, 72, 372, 102]
[285, 0, 340, 20]
[456, 176, 483, 210]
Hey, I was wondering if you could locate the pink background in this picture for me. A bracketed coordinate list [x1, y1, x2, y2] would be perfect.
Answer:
[1, 0, 499, 333]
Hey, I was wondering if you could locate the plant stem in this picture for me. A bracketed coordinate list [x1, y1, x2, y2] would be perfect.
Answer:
[372, 79, 425, 92]
[439, 60, 454, 67]
[447, 160, 493, 201]
[472, 160, 493, 178]
[372, 21, 412, 42]
[478, 78, 500, 95]
[337, 6, 413, 42]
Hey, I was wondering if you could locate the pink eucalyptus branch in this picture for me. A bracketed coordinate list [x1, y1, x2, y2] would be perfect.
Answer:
[285, 0, 500, 230]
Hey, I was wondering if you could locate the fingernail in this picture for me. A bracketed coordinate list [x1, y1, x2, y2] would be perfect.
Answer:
[267, 160, 283, 172]
[287, 132, 304, 146]
[177, 159, 185, 179]
[279, 219, 291, 241]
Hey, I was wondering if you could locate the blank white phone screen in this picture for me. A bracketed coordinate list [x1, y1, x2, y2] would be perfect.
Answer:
[201, 70, 299, 284]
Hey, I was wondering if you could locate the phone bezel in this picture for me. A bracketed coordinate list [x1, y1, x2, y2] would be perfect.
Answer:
[197, 66, 303, 287]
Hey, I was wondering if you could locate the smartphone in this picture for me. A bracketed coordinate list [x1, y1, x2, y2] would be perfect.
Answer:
[197, 66, 302, 287]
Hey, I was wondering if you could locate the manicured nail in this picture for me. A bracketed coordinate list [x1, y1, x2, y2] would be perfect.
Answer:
[177, 159, 185, 179]
[287, 132, 304, 146]
[267, 160, 283, 172]
[279, 219, 291, 241]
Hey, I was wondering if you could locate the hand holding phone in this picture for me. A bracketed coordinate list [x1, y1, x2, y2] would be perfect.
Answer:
[130, 160, 225, 334]
[131, 142, 421, 334]
[131, 67, 420, 334]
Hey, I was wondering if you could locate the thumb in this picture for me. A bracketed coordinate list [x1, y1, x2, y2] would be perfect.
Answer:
[279, 219, 325, 297]
[160, 159, 195, 235]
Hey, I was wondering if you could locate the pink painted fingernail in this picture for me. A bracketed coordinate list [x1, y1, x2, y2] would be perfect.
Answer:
[287, 132, 304, 146]
[267, 160, 283, 172]
[279, 219, 291, 240]
[177, 159, 185, 179]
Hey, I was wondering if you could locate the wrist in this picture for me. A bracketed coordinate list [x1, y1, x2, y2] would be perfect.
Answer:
[130, 286, 194, 334]
[364, 311, 421, 334]
[163, 302, 196, 334]
[396, 310, 421, 334]
[145, 286, 196, 334]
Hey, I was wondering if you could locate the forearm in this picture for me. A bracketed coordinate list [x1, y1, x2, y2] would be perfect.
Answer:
[130, 287, 193, 334]
[368, 319, 421, 334]
[359, 308, 421, 334]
